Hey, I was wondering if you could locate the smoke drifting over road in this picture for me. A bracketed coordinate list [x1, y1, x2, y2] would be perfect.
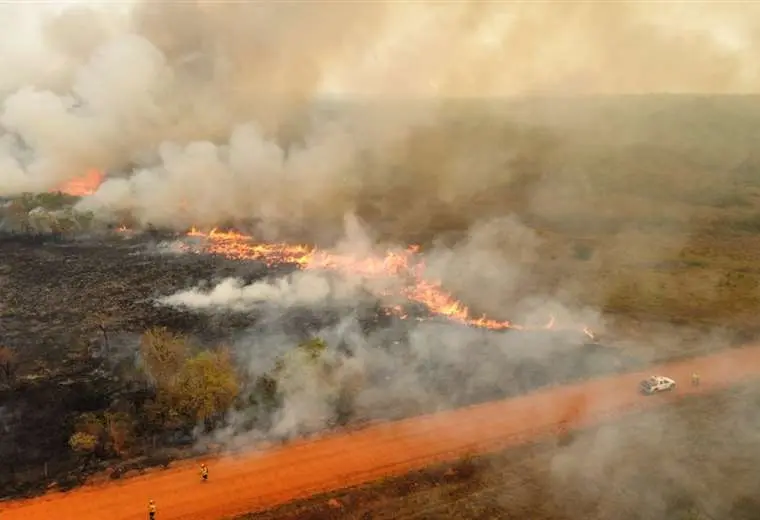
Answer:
[0, 6, 756, 516]
[0, 2, 759, 240]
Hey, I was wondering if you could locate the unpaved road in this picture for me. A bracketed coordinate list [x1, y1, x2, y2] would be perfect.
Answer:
[3, 346, 759, 520]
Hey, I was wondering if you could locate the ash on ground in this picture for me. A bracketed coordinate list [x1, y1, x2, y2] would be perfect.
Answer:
[0, 233, 641, 497]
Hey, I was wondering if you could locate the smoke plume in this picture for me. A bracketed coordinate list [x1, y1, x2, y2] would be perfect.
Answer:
[160, 270, 381, 312]
[1, 5, 757, 515]
[0, 2, 758, 241]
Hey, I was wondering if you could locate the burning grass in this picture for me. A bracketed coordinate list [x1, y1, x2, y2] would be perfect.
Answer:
[181, 227, 593, 335]
[3, 96, 760, 502]
[0, 232, 633, 499]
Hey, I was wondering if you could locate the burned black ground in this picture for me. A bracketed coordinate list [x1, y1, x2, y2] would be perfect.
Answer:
[0, 233, 640, 499]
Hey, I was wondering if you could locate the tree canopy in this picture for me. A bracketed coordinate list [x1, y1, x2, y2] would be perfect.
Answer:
[174, 348, 240, 424]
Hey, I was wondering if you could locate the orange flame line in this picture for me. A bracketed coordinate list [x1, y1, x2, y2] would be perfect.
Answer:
[181, 228, 593, 335]
[54, 169, 104, 196]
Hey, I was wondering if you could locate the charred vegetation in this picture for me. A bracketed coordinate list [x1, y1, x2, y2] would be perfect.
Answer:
[0, 232, 633, 499]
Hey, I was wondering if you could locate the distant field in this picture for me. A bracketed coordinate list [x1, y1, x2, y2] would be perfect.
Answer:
[311, 97, 760, 329]
[479, 96, 760, 329]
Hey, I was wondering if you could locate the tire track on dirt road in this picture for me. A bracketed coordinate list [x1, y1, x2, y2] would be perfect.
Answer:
[2, 345, 759, 520]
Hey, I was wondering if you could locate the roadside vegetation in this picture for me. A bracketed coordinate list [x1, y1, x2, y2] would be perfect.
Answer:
[59, 329, 353, 481]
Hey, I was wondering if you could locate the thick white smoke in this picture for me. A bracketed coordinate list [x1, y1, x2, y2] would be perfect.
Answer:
[160, 271, 373, 312]
[0, 2, 759, 238]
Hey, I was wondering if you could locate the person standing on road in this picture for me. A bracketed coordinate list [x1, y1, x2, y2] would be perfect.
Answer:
[691, 372, 701, 387]
[149, 499, 157, 519]
[200, 463, 209, 483]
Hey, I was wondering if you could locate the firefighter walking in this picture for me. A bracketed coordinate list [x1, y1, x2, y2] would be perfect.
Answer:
[200, 463, 209, 483]
[691, 372, 701, 387]
[148, 499, 157, 520]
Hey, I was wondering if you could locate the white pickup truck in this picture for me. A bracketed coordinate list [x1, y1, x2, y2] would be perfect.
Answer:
[639, 375, 677, 395]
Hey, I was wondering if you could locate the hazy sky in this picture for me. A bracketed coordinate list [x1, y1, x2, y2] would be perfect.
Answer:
[1, 0, 759, 203]
[316, 2, 759, 96]
[2, 1, 758, 97]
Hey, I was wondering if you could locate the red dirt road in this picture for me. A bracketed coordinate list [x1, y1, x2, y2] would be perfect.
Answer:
[3, 346, 760, 520]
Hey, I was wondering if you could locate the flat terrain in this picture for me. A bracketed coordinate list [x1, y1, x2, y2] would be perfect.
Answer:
[2, 345, 758, 520]
[0, 236, 637, 497]
[3, 96, 760, 516]
[0, 235, 260, 491]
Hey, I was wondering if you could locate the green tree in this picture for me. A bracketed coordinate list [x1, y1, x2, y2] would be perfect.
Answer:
[69, 413, 105, 463]
[18, 192, 79, 211]
[68, 432, 99, 454]
[174, 347, 240, 426]
[139, 327, 188, 388]
[142, 392, 185, 439]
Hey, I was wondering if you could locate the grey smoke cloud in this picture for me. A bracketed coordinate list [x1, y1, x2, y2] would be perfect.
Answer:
[0, 2, 758, 239]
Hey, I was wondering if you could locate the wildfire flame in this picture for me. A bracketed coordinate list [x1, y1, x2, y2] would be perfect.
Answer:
[56, 166, 595, 336]
[183, 227, 593, 335]
[55, 169, 104, 196]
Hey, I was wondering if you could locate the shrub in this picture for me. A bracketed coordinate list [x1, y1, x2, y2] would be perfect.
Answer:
[68, 432, 99, 454]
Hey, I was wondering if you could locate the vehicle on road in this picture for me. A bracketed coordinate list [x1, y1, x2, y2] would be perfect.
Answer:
[639, 375, 676, 395]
